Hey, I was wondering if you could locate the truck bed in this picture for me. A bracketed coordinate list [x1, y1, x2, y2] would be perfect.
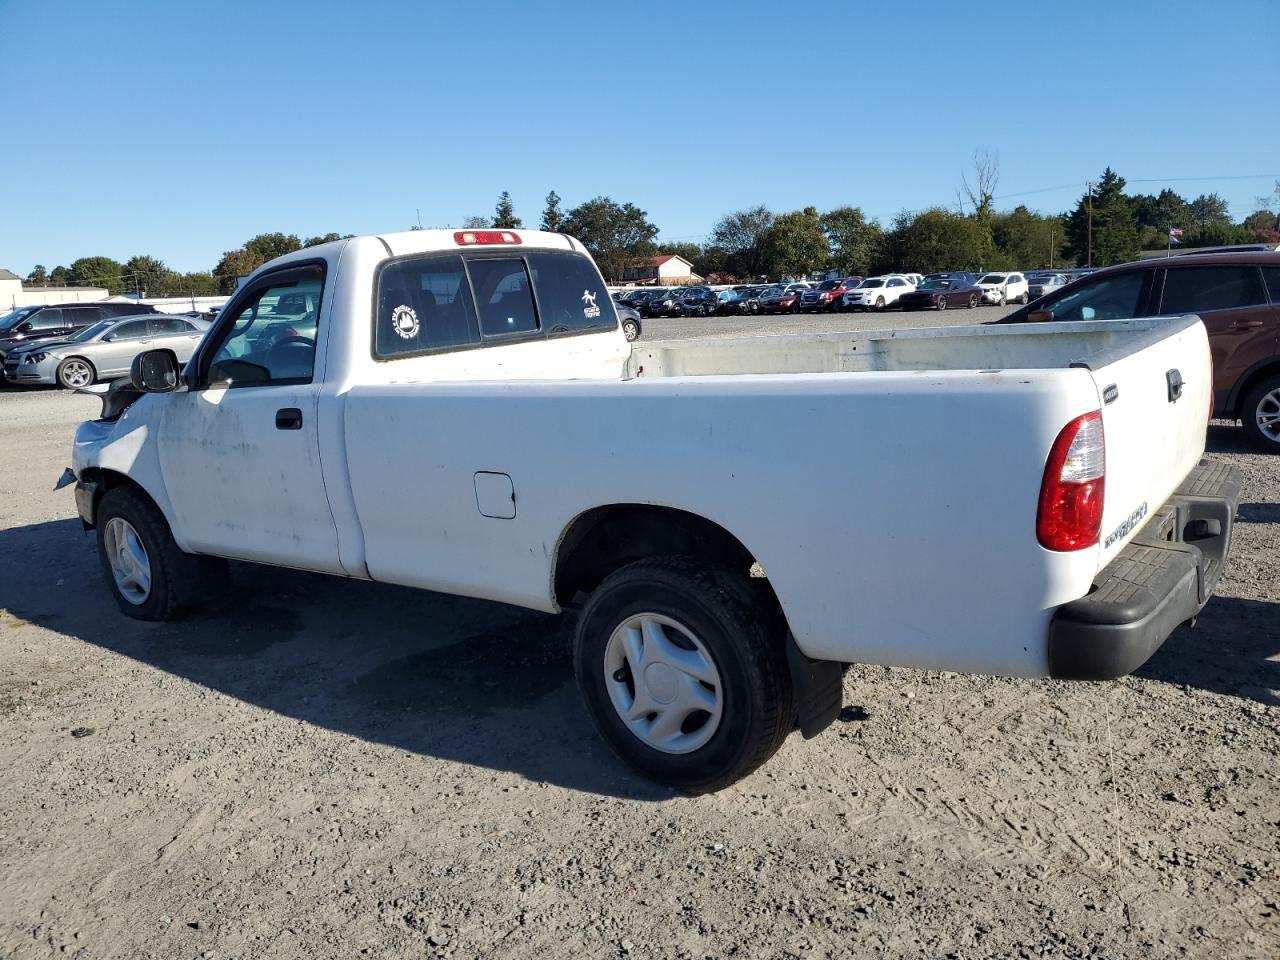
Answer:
[624, 317, 1198, 378]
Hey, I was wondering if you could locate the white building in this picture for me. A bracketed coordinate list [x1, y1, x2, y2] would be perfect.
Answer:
[0, 270, 109, 311]
[620, 255, 702, 286]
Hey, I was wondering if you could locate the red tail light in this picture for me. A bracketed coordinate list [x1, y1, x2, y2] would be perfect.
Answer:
[1037, 410, 1105, 551]
[454, 230, 522, 245]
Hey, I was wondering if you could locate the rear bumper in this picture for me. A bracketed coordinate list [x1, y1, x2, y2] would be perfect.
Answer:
[1048, 459, 1242, 680]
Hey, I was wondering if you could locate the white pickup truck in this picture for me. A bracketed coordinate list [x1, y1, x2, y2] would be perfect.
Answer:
[66, 228, 1241, 792]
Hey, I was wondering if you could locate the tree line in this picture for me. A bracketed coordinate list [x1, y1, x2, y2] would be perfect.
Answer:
[22, 168, 1280, 294]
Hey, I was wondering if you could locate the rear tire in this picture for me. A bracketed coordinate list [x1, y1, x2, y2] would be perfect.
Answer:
[968, 293, 979, 308]
[622, 319, 639, 342]
[573, 556, 793, 793]
[96, 486, 229, 621]
[937, 296, 948, 310]
[1241, 372, 1280, 453]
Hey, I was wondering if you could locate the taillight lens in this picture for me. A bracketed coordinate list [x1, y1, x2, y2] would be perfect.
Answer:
[454, 230, 522, 245]
[1037, 410, 1105, 551]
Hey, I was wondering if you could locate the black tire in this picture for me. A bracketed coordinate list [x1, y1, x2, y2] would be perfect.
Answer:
[968, 293, 979, 309]
[1019, 292, 1029, 304]
[96, 486, 229, 621]
[57, 356, 97, 390]
[573, 556, 793, 793]
[874, 296, 886, 312]
[622, 319, 639, 342]
[937, 296, 948, 310]
[1241, 372, 1280, 453]
[790, 301, 799, 314]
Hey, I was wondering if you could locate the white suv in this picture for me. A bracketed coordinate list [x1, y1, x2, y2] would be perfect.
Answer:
[842, 275, 916, 311]
[977, 272, 1029, 306]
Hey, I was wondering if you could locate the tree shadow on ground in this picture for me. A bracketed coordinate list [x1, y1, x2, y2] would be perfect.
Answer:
[0, 518, 669, 800]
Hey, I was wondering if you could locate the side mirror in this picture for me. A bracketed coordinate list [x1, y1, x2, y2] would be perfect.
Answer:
[1027, 309, 1054, 323]
[130, 348, 181, 393]
[16, 321, 32, 334]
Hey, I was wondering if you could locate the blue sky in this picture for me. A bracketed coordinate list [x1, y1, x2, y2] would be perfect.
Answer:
[2, 0, 1278, 275]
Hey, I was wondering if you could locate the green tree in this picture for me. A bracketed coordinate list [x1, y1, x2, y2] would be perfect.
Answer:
[492, 191, 521, 229]
[884, 208, 988, 274]
[656, 241, 703, 263]
[1242, 208, 1280, 235]
[122, 255, 178, 296]
[243, 233, 302, 264]
[212, 249, 262, 294]
[822, 206, 883, 275]
[561, 196, 658, 282]
[540, 190, 565, 232]
[461, 215, 490, 229]
[992, 206, 1067, 269]
[303, 233, 345, 247]
[709, 206, 775, 280]
[177, 272, 219, 296]
[762, 207, 829, 279]
[693, 245, 731, 280]
[25, 265, 48, 286]
[959, 149, 999, 269]
[49, 266, 70, 285]
[1064, 169, 1139, 267]
[69, 256, 124, 293]
[1188, 193, 1231, 231]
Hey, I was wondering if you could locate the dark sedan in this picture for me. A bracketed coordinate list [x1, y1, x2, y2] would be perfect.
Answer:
[640, 288, 684, 317]
[674, 287, 720, 317]
[896, 276, 983, 311]
[616, 304, 643, 342]
[759, 286, 801, 314]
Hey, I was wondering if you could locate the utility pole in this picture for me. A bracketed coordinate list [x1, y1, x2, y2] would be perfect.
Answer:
[1048, 228, 1054, 269]
[1086, 181, 1094, 268]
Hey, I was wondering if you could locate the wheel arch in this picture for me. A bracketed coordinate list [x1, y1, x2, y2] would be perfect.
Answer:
[553, 503, 787, 625]
[78, 467, 171, 531]
[1226, 358, 1280, 419]
[57, 354, 97, 385]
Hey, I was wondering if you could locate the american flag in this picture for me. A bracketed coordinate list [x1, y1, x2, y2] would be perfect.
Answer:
[1169, 227, 1184, 244]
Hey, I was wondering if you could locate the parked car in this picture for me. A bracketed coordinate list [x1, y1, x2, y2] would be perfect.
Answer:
[842, 275, 916, 311]
[759, 286, 802, 314]
[0, 301, 158, 384]
[976, 272, 1030, 306]
[642, 288, 687, 318]
[1027, 274, 1071, 300]
[616, 304, 642, 342]
[799, 277, 859, 313]
[68, 227, 1236, 792]
[4, 314, 210, 388]
[675, 287, 720, 317]
[731, 286, 770, 315]
[897, 275, 983, 310]
[997, 250, 1280, 451]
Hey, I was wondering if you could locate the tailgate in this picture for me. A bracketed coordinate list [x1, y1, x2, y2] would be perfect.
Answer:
[1089, 315, 1212, 561]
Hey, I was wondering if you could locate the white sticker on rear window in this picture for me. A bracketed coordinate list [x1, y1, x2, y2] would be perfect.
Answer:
[391, 304, 419, 339]
[581, 289, 601, 319]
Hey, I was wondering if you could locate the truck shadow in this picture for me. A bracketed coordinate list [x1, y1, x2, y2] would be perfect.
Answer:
[0, 518, 669, 800]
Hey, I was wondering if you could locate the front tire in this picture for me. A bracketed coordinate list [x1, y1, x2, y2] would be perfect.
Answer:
[96, 486, 228, 621]
[1241, 373, 1280, 453]
[968, 293, 979, 308]
[622, 319, 639, 342]
[573, 557, 793, 793]
[937, 296, 948, 310]
[57, 357, 96, 390]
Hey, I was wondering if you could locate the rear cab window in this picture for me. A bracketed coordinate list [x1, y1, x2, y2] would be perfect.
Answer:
[374, 247, 616, 358]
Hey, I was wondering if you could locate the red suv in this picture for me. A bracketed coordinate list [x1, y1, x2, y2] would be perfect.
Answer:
[799, 277, 860, 313]
[998, 251, 1280, 451]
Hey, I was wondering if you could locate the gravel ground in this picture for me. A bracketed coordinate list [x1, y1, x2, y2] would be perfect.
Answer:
[1, 313, 1277, 960]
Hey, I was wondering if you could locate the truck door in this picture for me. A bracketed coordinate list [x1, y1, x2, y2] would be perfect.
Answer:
[156, 263, 345, 573]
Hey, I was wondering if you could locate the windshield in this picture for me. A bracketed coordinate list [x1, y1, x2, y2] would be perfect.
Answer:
[817, 280, 839, 291]
[919, 280, 948, 290]
[978, 274, 1006, 284]
[68, 319, 115, 342]
[0, 307, 37, 331]
[860, 278, 885, 288]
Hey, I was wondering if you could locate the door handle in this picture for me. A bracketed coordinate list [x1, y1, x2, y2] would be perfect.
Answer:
[1233, 320, 1264, 330]
[275, 407, 303, 430]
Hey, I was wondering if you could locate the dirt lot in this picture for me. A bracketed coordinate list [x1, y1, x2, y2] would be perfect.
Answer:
[1, 319, 1277, 959]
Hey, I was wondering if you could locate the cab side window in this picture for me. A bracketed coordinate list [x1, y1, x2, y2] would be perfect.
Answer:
[206, 267, 324, 386]
[1263, 266, 1280, 303]
[151, 316, 194, 335]
[27, 309, 65, 330]
[108, 320, 151, 341]
[1160, 265, 1268, 314]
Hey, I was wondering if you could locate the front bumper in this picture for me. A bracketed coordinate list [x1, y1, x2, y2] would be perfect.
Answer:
[1048, 459, 1242, 679]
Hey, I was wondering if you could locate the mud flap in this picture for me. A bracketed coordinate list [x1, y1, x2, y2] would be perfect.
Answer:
[785, 633, 843, 739]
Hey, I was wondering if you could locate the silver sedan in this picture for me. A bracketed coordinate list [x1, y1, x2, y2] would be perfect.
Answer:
[3, 314, 210, 389]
